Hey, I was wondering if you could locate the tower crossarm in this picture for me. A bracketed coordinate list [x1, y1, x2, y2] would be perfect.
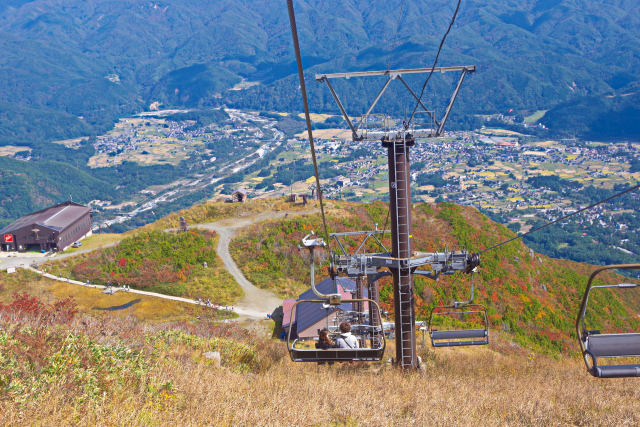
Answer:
[331, 250, 479, 278]
[316, 65, 476, 141]
[315, 65, 476, 80]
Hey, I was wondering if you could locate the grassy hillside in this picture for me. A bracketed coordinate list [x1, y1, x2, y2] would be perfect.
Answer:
[143, 197, 313, 232]
[2, 198, 640, 423]
[1, 288, 639, 424]
[44, 229, 243, 305]
[0, 269, 224, 323]
[230, 200, 640, 355]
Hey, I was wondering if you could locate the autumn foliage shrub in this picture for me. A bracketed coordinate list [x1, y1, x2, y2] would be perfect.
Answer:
[0, 292, 77, 326]
[71, 230, 218, 290]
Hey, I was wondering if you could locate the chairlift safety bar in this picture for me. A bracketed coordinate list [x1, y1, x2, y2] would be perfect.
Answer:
[576, 263, 640, 377]
[576, 264, 640, 343]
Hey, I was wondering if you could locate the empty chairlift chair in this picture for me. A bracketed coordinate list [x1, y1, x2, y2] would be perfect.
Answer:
[429, 304, 489, 347]
[428, 273, 489, 347]
[576, 264, 640, 378]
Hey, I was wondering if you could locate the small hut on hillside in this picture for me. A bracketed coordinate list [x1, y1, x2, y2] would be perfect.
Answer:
[225, 189, 248, 203]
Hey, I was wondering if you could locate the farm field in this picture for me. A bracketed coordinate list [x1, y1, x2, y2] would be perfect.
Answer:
[0, 145, 31, 157]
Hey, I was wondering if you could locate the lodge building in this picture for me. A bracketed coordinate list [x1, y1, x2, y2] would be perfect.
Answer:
[1, 201, 92, 252]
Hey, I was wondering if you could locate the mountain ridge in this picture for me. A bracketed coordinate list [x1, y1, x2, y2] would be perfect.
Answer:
[0, 0, 639, 146]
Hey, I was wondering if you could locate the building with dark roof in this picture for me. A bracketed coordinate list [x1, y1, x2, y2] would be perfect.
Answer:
[281, 277, 368, 338]
[1, 201, 92, 252]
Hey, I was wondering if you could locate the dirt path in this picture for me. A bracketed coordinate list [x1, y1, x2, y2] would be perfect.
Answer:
[194, 208, 317, 317]
[12, 207, 316, 320]
[25, 266, 266, 318]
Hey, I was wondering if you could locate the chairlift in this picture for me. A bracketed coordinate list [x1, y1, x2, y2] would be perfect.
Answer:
[428, 272, 489, 347]
[287, 298, 386, 362]
[576, 264, 640, 378]
[287, 232, 385, 362]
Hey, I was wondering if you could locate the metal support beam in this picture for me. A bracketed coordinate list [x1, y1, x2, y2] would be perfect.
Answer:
[321, 78, 359, 140]
[356, 77, 395, 132]
[397, 76, 439, 127]
[354, 276, 365, 323]
[385, 135, 417, 369]
[316, 65, 475, 80]
[437, 68, 468, 136]
[366, 275, 381, 346]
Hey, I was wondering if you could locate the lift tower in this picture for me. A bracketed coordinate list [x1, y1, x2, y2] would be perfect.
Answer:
[286, 0, 477, 370]
[316, 66, 475, 369]
[386, 133, 416, 367]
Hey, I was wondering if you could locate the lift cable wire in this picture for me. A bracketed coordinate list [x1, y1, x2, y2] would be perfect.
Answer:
[479, 183, 640, 255]
[405, 0, 461, 129]
[286, 0, 330, 242]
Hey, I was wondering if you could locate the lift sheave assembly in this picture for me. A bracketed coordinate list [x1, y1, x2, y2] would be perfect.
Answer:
[576, 264, 640, 378]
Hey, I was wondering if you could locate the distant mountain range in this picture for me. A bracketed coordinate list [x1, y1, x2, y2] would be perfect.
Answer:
[0, 0, 639, 145]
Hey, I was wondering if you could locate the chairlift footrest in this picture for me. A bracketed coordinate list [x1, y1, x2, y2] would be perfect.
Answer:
[430, 329, 488, 340]
[593, 364, 640, 378]
[432, 339, 489, 347]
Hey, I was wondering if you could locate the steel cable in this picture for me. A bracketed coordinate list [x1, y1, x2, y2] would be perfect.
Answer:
[286, 0, 331, 243]
[479, 183, 640, 255]
[406, 0, 461, 129]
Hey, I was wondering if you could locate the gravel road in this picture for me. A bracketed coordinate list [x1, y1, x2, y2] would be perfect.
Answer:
[194, 208, 317, 317]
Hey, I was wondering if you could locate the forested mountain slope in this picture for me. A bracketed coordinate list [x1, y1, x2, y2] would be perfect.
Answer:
[0, 0, 638, 145]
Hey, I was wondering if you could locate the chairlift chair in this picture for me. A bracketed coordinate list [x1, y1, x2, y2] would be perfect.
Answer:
[428, 272, 489, 347]
[576, 264, 640, 378]
[287, 298, 386, 362]
[288, 232, 386, 362]
[429, 304, 489, 347]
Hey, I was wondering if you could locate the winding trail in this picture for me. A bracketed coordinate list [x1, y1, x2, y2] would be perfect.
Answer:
[193, 208, 317, 317]
[22, 207, 317, 320]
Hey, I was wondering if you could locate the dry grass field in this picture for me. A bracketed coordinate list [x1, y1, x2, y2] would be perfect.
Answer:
[0, 270, 203, 322]
[146, 197, 315, 231]
[1, 265, 639, 425]
[478, 128, 526, 137]
[296, 112, 335, 122]
[1, 299, 638, 426]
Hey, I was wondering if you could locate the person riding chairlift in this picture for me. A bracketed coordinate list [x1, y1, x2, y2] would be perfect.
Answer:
[334, 322, 359, 349]
[316, 329, 333, 350]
